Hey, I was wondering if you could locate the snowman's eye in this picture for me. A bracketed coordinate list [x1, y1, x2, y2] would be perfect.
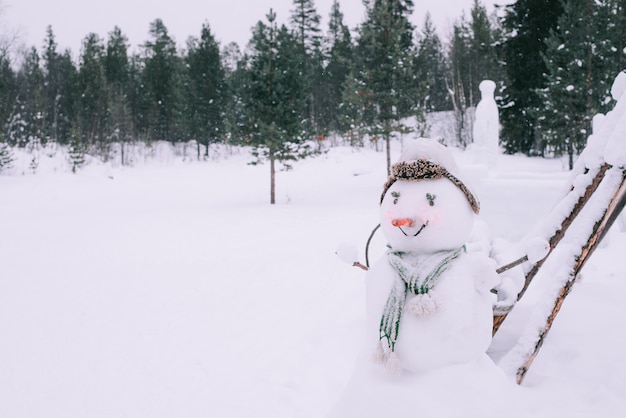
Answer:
[426, 193, 436, 206]
[391, 191, 400, 204]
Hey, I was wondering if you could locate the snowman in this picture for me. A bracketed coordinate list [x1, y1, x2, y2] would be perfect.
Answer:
[472, 80, 500, 167]
[329, 139, 502, 418]
[473, 79, 499, 152]
[365, 138, 499, 374]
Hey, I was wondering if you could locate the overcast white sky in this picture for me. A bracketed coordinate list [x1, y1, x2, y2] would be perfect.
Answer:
[2, 0, 510, 56]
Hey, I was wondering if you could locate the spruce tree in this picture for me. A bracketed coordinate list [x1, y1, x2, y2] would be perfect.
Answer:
[0, 142, 13, 173]
[10, 47, 46, 147]
[537, 0, 625, 168]
[322, 0, 354, 135]
[105, 26, 133, 163]
[185, 22, 226, 159]
[242, 9, 309, 204]
[341, 71, 370, 146]
[104, 27, 129, 87]
[77, 33, 108, 155]
[468, 0, 500, 101]
[126, 53, 149, 142]
[354, 0, 416, 173]
[55, 50, 78, 145]
[39, 28, 76, 146]
[68, 129, 86, 172]
[414, 13, 450, 112]
[593, 0, 626, 110]
[499, 0, 564, 155]
[0, 49, 17, 144]
[538, 0, 592, 165]
[290, 0, 323, 51]
[221, 42, 247, 146]
[289, 0, 324, 136]
[142, 19, 184, 142]
[447, 2, 502, 146]
[42, 26, 61, 142]
[448, 17, 473, 147]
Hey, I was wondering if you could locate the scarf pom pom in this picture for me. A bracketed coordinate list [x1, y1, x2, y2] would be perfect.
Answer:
[372, 341, 387, 364]
[386, 352, 402, 375]
[407, 292, 440, 317]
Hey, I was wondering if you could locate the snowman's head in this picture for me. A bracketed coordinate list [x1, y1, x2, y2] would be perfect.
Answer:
[379, 140, 479, 253]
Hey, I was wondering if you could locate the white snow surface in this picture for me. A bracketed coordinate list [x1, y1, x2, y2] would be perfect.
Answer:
[1, 140, 626, 417]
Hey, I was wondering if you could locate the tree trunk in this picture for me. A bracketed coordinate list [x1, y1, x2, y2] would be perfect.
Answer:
[568, 139, 574, 170]
[385, 131, 391, 176]
[270, 151, 276, 205]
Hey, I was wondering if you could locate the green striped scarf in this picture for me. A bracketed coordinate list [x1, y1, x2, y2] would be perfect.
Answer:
[378, 246, 465, 355]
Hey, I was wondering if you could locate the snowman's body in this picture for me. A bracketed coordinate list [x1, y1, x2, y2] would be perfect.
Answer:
[366, 250, 496, 372]
[328, 139, 500, 417]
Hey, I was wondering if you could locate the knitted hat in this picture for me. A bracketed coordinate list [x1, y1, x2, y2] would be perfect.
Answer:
[380, 158, 480, 214]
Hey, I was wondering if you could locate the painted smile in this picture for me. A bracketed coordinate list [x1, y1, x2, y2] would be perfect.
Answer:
[398, 221, 429, 237]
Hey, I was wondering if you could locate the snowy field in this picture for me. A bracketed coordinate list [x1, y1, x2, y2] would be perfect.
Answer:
[1, 140, 625, 417]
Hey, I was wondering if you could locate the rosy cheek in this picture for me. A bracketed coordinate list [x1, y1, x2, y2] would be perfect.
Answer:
[422, 209, 441, 225]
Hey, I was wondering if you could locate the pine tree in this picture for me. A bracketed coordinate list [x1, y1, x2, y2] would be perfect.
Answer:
[0, 142, 13, 173]
[185, 22, 226, 159]
[242, 9, 309, 204]
[105, 26, 133, 163]
[447, 2, 503, 146]
[354, 0, 416, 173]
[322, 0, 353, 135]
[341, 71, 370, 146]
[0, 49, 17, 144]
[142, 19, 184, 142]
[448, 17, 473, 147]
[9, 47, 46, 147]
[537, 0, 625, 168]
[42, 26, 61, 142]
[68, 129, 86, 173]
[221, 42, 247, 146]
[126, 53, 149, 142]
[468, 0, 500, 101]
[290, 0, 322, 51]
[55, 50, 78, 145]
[104, 27, 129, 87]
[414, 13, 449, 112]
[39, 28, 77, 146]
[289, 0, 324, 136]
[77, 33, 108, 155]
[593, 0, 626, 110]
[499, 0, 564, 155]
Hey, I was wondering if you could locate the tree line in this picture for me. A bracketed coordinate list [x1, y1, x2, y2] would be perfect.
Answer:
[1, 0, 626, 179]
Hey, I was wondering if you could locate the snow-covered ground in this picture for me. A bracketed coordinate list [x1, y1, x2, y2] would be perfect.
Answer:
[1, 140, 625, 417]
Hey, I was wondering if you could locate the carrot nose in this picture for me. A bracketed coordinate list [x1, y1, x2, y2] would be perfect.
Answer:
[391, 218, 414, 227]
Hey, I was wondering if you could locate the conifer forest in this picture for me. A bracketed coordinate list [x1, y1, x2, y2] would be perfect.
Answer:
[1, 0, 625, 173]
